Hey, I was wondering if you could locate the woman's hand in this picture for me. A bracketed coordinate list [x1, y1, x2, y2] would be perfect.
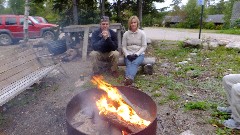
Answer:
[127, 54, 138, 61]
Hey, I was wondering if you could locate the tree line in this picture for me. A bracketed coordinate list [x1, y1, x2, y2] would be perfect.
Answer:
[0, 0, 239, 29]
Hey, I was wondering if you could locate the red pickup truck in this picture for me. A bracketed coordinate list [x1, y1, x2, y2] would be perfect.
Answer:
[0, 15, 59, 45]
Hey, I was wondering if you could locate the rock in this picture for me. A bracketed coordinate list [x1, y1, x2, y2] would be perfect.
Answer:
[179, 130, 195, 135]
[147, 37, 152, 44]
[189, 53, 197, 56]
[161, 62, 170, 68]
[183, 39, 202, 48]
[218, 39, 230, 46]
[226, 42, 240, 49]
[187, 58, 192, 61]
[202, 42, 209, 49]
[208, 41, 219, 49]
[178, 61, 188, 65]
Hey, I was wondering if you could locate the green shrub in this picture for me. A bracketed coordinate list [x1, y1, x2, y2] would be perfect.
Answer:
[215, 25, 223, 30]
[204, 22, 216, 30]
[176, 22, 186, 28]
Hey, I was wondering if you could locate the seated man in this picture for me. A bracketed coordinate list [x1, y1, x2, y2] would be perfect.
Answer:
[89, 16, 119, 77]
[217, 74, 240, 129]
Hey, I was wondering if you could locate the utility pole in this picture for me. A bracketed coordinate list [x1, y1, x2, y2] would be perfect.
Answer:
[24, 0, 29, 43]
[198, 0, 204, 39]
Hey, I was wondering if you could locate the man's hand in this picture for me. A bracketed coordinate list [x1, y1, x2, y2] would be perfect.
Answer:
[102, 30, 109, 40]
[127, 54, 138, 61]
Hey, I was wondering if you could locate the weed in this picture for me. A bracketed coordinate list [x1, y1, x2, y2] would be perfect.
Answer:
[51, 84, 59, 91]
[167, 91, 180, 101]
[184, 101, 210, 111]
[153, 92, 161, 97]
[215, 128, 235, 135]
[0, 113, 5, 125]
[158, 98, 168, 105]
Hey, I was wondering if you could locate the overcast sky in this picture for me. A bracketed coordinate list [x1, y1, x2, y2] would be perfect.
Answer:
[154, 0, 189, 9]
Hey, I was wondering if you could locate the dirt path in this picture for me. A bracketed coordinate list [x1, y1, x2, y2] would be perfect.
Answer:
[0, 54, 94, 135]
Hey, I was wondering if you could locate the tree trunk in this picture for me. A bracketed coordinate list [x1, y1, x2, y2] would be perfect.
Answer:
[101, 0, 105, 16]
[138, 0, 143, 29]
[73, 0, 78, 25]
[24, 0, 29, 43]
[117, 0, 121, 22]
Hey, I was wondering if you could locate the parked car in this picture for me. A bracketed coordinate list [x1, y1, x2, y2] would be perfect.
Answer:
[0, 15, 59, 45]
[33, 16, 48, 23]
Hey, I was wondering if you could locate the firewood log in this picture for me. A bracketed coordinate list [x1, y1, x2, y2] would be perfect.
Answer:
[116, 89, 152, 121]
[99, 111, 146, 133]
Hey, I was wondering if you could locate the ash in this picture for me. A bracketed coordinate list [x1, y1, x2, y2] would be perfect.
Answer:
[71, 107, 122, 135]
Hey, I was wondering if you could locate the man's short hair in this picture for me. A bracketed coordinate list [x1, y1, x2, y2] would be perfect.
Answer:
[100, 16, 110, 22]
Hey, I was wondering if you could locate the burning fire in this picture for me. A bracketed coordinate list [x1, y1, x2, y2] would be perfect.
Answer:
[91, 76, 151, 128]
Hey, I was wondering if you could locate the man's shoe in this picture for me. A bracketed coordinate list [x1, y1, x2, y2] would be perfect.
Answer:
[217, 106, 232, 114]
[124, 77, 133, 86]
[144, 64, 153, 75]
[111, 71, 119, 78]
[223, 119, 240, 129]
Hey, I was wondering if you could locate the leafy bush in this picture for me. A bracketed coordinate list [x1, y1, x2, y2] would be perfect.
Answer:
[176, 22, 186, 28]
[232, 18, 240, 28]
[204, 22, 216, 30]
[215, 25, 223, 30]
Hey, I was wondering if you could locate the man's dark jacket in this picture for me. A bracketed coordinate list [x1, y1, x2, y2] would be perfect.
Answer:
[91, 28, 118, 53]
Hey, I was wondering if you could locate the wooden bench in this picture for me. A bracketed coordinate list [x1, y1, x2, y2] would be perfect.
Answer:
[118, 57, 155, 75]
[62, 23, 155, 74]
[62, 23, 123, 61]
[0, 46, 59, 106]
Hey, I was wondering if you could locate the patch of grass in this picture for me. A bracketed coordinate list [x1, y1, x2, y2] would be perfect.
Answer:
[215, 127, 236, 135]
[0, 113, 5, 125]
[198, 47, 240, 77]
[154, 44, 193, 63]
[184, 101, 210, 111]
[173, 64, 205, 78]
[166, 91, 180, 101]
[158, 98, 168, 105]
[156, 75, 185, 91]
[153, 92, 161, 97]
[81, 81, 95, 89]
[8, 94, 36, 107]
[51, 84, 59, 91]
[218, 29, 240, 35]
[198, 78, 225, 96]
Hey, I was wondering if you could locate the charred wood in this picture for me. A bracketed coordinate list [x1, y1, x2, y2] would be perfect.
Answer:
[100, 111, 146, 133]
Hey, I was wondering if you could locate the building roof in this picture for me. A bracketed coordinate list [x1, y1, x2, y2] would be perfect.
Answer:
[164, 16, 183, 23]
[205, 14, 224, 23]
[164, 14, 224, 24]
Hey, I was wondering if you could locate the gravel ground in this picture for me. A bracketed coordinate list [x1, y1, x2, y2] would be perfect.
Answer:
[0, 28, 239, 135]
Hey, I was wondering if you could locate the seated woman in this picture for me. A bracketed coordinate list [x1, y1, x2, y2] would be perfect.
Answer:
[122, 15, 147, 86]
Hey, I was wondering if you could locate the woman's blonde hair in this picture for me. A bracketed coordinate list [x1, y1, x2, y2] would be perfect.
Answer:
[128, 16, 140, 30]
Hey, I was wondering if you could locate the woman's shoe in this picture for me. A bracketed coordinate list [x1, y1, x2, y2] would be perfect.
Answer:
[124, 77, 133, 86]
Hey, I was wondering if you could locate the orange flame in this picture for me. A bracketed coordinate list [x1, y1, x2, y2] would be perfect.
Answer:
[91, 76, 151, 127]
[122, 130, 129, 135]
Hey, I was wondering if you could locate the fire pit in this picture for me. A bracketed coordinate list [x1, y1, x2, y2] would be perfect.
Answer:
[66, 77, 157, 135]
